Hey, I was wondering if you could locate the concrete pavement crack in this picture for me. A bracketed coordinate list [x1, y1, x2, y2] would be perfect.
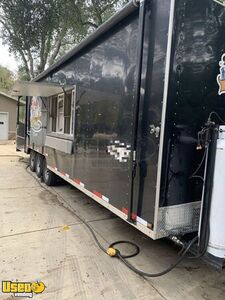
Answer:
[0, 217, 116, 241]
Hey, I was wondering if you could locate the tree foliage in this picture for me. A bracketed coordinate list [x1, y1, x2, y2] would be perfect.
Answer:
[68, 0, 129, 30]
[0, 0, 71, 80]
[0, 0, 129, 80]
[0, 65, 14, 91]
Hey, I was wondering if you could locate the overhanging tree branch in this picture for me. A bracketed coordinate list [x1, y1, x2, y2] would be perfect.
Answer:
[0, 0, 129, 79]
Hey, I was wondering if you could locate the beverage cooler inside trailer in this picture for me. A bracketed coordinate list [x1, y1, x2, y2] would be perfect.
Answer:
[13, 0, 225, 267]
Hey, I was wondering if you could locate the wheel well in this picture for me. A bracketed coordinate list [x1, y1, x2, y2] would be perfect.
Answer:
[29, 149, 45, 159]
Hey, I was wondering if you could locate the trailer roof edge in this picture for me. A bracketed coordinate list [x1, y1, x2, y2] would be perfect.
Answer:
[34, 1, 138, 82]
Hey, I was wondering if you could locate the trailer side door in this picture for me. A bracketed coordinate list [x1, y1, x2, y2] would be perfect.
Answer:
[16, 96, 27, 151]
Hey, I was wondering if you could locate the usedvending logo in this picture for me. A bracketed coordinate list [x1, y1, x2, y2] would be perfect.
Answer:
[217, 54, 225, 95]
[30, 96, 42, 132]
[214, 0, 225, 6]
[2, 280, 46, 298]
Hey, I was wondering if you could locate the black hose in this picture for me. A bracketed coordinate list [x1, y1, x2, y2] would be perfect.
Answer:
[22, 158, 199, 278]
[109, 241, 140, 259]
[115, 236, 198, 278]
[208, 111, 225, 124]
[24, 161, 107, 254]
[17, 111, 222, 279]
[190, 148, 207, 179]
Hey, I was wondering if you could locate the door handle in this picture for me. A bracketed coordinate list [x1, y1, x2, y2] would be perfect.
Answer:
[150, 125, 161, 138]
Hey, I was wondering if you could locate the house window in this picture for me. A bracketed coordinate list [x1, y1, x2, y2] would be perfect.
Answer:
[49, 89, 75, 136]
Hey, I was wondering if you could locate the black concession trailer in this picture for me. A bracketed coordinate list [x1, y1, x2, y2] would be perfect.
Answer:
[14, 0, 225, 267]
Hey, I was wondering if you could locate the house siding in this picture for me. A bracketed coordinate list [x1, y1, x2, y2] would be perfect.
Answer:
[0, 94, 17, 139]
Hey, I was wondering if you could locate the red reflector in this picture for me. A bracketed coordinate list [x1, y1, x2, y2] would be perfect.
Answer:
[93, 191, 103, 199]
[122, 207, 128, 215]
[131, 213, 137, 221]
[74, 179, 81, 185]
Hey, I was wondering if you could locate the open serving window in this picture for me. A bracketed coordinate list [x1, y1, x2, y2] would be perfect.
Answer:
[13, 81, 76, 154]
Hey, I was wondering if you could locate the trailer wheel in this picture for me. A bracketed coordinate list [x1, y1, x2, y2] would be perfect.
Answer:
[36, 154, 44, 178]
[29, 151, 36, 172]
[43, 159, 57, 186]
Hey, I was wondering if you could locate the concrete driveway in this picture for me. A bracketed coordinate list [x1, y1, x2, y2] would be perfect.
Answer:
[0, 143, 224, 300]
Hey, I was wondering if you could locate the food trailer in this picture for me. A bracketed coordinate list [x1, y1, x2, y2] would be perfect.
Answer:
[14, 0, 225, 268]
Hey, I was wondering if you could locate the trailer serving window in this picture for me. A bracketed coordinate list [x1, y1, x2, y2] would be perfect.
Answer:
[50, 96, 57, 132]
[49, 89, 75, 136]
[57, 94, 64, 133]
[70, 89, 75, 136]
[64, 91, 72, 134]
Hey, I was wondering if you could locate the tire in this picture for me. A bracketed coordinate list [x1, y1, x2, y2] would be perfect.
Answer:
[42, 158, 58, 186]
[29, 150, 36, 172]
[36, 154, 44, 178]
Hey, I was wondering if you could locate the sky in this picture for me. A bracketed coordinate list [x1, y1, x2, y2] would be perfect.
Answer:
[0, 39, 18, 73]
